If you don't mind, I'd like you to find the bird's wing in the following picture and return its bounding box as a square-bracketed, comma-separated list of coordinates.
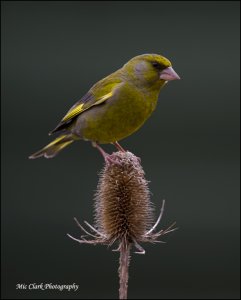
[49, 78, 123, 135]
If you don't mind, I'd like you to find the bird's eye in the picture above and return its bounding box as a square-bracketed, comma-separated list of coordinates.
[152, 62, 161, 70]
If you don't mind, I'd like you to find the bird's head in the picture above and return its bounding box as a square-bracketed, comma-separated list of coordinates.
[122, 54, 180, 88]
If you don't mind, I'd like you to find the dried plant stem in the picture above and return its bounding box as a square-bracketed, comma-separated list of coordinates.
[119, 239, 131, 300]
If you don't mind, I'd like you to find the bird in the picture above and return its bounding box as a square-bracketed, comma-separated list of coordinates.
[29, 53, 180, 161]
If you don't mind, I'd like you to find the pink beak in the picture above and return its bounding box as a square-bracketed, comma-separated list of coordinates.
[160, 66, 180, 81]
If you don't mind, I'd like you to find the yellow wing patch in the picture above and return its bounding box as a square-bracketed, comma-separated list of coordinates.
[61, 89, 117, 123]
[62, 103, 84, 122]
[94, 91, 113, 105]
[49, 80, 122, 135]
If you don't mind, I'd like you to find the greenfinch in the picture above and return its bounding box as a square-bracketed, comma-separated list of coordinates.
[29, 54, 180, 159]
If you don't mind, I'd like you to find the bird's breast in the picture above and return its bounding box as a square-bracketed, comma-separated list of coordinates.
[75, 84, 159, 143]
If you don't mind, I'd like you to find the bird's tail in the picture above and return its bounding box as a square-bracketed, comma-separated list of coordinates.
[29, 135, 74, 159]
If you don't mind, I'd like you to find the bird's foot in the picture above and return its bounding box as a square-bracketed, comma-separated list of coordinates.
[92, 142, 122, 165]
[105, 154, 122, 166]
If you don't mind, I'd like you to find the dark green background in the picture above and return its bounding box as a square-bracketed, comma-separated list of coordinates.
[1, 1, 240, 299]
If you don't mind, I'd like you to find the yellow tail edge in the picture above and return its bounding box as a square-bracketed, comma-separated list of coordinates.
[29, 135, 73, 159]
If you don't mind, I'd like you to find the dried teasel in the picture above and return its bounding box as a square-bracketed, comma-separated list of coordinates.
[67, 151, 177, 299]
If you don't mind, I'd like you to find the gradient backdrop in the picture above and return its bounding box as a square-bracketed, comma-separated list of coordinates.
[1, 1, 240, 299]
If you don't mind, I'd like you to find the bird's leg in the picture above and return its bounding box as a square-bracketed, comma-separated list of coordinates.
[92, 142, 120, 165]
[112, 141, 126, 152]
[92, 141, 109, 161]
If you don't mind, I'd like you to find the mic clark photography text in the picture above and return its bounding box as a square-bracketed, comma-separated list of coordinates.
[16, 283, 79, 292]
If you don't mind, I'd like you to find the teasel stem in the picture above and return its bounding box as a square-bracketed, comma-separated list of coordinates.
[119, 238, 131, 300]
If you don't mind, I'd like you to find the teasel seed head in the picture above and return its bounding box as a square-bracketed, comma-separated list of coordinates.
[94, 151, 154, 243]
[67, 151, 177, 249]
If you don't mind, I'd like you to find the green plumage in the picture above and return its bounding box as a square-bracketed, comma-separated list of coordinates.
[29, 54, 180, 159]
